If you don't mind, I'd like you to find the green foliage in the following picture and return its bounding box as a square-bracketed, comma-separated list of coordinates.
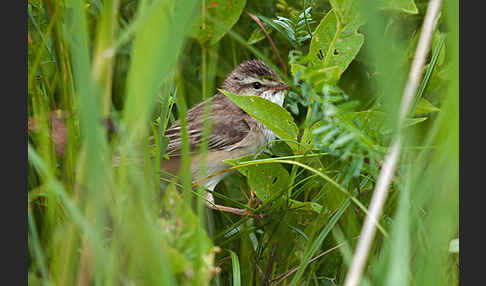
[28, 0, 458, 285]
[308, 9, 364, 76]
[378, 0, 419, 14]
[193, 0, 247, 46]
[226, 154, 291, 203]
[415, 98, 440, 115]
[247, 21, 273, 45]
[290, 199, 351, 285]
[271, 6, 315, 47]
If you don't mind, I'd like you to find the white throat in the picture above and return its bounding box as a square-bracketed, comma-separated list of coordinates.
[261, 90, 285, 106]
[259, 90, 285, 143]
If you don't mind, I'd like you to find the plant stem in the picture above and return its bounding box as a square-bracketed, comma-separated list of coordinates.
[343, 1, 443, 285]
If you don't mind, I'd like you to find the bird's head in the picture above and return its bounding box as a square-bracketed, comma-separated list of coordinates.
[222, 60, 290, 106]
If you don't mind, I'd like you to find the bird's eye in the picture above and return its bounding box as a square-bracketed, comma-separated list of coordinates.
[252, 82, 262, 89]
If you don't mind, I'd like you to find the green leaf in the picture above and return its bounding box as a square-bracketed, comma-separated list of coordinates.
[414, 98, 440, 115]
[378, 0, 418, 14]
[292, 64, 341, 88]
[193, 0, 247, 46]
[308, 9, 364, 78]
[256, 14, 298, 48]
[225, 154, 290, 202]
[220, 90, 299, 142]
[227, 250, 241, 286]
[224, 154, 290, 203]
[247, 157, 290, 202]
[404, 117, 428, 127]
[330, 0, 363, 25]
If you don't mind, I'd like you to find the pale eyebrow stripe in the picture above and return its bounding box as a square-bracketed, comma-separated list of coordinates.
[258, 75, 279, 81]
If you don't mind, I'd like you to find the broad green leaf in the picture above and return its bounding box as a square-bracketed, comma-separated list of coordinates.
[221, 89, 299, 142]
[414, 98, 440, 115]
[247, 158, 290, 202]
[224, 154, 290, 203]
[292, 64, 341, 89]
[330, 0, 363, 25]
[308, 9, 364, 78]
[378, 0, 418, 14]
[193, 0, 247, 46]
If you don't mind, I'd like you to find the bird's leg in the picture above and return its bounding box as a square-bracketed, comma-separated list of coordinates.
[204, 192, 248, 216]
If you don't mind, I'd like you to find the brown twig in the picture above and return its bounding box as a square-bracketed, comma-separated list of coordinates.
[252, 256, 265, 280]
[215, 255, 232, 266]
[263, 242, 279, 286]
[245, 11, 287, 75]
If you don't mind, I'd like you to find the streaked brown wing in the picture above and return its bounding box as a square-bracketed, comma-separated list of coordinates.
[163, 93, 251, 157]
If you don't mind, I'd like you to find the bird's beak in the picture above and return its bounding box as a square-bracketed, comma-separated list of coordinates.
[271, 83, 290, 91]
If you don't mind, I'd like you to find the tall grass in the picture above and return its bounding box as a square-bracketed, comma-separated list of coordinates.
[28, 0, 458, 285]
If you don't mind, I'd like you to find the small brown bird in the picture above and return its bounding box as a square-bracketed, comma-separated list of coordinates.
[161, 60, 289, 215]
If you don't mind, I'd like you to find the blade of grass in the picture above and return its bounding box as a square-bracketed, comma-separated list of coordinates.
[290, 198, 351, 285]
[344, 1, 443, 285]
[28, 144, 104, 259]
[273, 236, 358, 285]
[28, 207, 49, 285]
[383, 165, 411, 286]
[227, 249, 242, 286]
[410, 32, 446, 115]
[92, 0, 120, 117]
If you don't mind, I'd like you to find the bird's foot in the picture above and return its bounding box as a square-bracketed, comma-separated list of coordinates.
[204, 191, 266, 218]
[206, 203, 248, 216]
[204, 192, 248, 215]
